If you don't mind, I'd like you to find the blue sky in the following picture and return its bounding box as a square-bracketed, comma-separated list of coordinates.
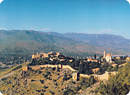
[0, 0, 130, 38]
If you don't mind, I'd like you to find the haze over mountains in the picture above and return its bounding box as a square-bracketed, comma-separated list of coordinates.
[0, 30, 130, 56]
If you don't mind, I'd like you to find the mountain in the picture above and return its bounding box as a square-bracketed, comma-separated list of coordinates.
[0, 30, 129, 56]
[0, 30, 98, 56]
[64, 33, 130, 55]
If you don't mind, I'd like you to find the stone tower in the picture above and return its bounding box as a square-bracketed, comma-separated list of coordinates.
[103, 50, 106, 58]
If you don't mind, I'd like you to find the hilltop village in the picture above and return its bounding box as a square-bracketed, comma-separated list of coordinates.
[0, 51, 129, 95]
[23, 51, 129, 81]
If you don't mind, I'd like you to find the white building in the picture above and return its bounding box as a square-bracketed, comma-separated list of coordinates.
[103, 51, 112, 63]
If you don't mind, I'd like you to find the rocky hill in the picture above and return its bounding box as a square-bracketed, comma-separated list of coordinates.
[0, 64, 96, 95]
[0, 60, 129, 95]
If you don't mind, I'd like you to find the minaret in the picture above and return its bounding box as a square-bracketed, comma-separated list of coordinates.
[103, 50, 106, 58]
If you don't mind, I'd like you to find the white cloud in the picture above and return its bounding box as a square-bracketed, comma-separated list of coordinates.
[0, 0, 4, 4]
[0, 27, 7, 30]
[28, 27, 52, 32]
[126, 0, 130, 4]
[39, 28, 52, 32]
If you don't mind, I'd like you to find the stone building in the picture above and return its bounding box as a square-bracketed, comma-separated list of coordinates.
[22, 66, 29, 71]
[103, 51, 112, 63]
[92, 68, 100, 74]
[72, 72, 80, 81]
[87, 58, 98, 62]
[32, 53, 40, 59]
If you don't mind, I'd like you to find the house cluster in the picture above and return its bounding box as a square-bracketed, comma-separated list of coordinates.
[32, 52, 100, 64]
[31, 51, 129, 71]
[32, 52, 74, 63]
[32, 52, 59, 59]
[102, 50, 130, 67]
[21, 51, 130, 82]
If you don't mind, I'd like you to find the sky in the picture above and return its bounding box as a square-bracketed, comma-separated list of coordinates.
[0, 0, 130, 38]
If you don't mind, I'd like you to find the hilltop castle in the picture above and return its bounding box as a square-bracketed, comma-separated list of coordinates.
[32, 52, 60, 59]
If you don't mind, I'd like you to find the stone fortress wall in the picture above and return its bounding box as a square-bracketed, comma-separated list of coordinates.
[23, 64, 117, 81]
[29, 64, 76, 72]
[23, 51, 127, 81]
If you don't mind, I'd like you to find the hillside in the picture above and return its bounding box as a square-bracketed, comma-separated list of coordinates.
[0, 51, 129, 95]
[0, 59, 129, 95]
[0, 30, 99, 56]
[0, 30, 130, 56]
[0, 65, 96, 95]
[64, 33, 130, 55]
[95, 63, 130, 95]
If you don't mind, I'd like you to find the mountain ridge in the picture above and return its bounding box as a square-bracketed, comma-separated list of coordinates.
[0, 30, 129, 56]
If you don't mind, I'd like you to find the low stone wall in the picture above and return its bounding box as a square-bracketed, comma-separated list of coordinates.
[29, 64, 76, 72]
[80, 74, 90, 78]
[93, 71, 117, 81]
[62, 65, 76, 72]
[28, 64, 117, 81]
[79, 71, 117, 81]
[93, 72, 109, 81]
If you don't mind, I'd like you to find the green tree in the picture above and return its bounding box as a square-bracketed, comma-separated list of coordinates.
[96, 63, 130, 95]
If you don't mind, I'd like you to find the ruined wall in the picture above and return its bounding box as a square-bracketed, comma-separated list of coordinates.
[27, 64, 117, 81]
[29, 64, 76, 72]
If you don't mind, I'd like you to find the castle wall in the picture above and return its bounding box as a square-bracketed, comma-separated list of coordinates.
[29, 64, 76, 72]
[27, 64, 117, 81]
